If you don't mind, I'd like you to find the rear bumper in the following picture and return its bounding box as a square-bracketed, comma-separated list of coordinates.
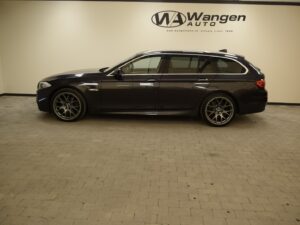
[238, 89, 268, 114]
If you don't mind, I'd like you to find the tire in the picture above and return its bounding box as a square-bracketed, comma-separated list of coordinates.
[51, 88, 87, 121]
[201, 93, 236, 127]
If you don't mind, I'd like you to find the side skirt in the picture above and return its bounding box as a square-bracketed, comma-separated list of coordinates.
[99, 110, 193, 116]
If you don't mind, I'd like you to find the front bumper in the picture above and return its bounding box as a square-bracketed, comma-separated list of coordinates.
[36, 88, 52, 112]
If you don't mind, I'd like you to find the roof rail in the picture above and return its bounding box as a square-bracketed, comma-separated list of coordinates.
[219, 49, 228, 53]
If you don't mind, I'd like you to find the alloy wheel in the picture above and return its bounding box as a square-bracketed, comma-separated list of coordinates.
[53, 92, 82, 121]
[204, 96, 235, 126]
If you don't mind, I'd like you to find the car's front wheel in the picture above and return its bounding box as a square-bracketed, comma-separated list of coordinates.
[201, 93, 236, 127]
[51, 88, 86, 121]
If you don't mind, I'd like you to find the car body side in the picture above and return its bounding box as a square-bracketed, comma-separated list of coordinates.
[37, 51, 267, 116]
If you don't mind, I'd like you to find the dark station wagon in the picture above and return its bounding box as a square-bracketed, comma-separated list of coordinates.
[37, 50, 267, 126]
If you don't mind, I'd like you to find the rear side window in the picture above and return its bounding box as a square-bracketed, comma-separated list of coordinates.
[165, 55, 246, 74]
[167, 56, 199, 73]
[200, 57, 246, 74]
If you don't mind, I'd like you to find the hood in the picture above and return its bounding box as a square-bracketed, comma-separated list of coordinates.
[59, 68, 100, 74]
[42, 68, 101, 82]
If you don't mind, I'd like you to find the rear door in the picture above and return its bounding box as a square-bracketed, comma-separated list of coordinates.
[158, 54, 213, 111]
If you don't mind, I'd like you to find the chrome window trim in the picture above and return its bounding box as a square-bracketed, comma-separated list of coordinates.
[107, 53, 249, 76]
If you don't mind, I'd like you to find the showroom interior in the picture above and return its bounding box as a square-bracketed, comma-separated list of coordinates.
[0, 0, 299, 225]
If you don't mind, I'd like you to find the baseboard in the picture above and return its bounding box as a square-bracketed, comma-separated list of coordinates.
[1, 93, 36, 97]
[0, 93, 299, 105]
[267, 102, 300, 106]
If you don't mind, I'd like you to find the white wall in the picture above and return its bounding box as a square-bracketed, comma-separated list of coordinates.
[0, 1, 300, 102]
[0, 56, 4, 94]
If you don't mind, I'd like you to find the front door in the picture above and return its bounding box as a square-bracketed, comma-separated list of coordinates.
[99, 55, 163, 111]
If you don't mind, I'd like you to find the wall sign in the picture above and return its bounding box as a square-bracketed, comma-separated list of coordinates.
[151, 10, 247, 32]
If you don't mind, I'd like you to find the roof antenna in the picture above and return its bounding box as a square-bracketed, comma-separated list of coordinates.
[219, 49, 227, 53]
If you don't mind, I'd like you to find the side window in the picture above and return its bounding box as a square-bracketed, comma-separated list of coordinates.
[217, 58, 246, 73]
[199, 57, 218, 73]
[200, 57, 246, 74]
[167, 56, 199, 73]
[121, 56, 162, 74]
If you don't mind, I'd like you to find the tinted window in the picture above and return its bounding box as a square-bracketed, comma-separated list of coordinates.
[121, 56, 162, 74]
[167, 56, 199, 73]
[200, 57, 246, 74]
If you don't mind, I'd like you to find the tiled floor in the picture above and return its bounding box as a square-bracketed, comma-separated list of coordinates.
[0, 96, 299, 225]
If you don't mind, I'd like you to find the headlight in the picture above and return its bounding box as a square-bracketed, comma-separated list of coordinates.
[38, 81, 52, 90]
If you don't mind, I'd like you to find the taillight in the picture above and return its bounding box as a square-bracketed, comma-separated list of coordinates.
[256, 79, 265, 89]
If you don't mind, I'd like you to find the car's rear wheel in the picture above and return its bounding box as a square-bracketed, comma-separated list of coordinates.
[201, 93, 236, 126]
[51, 88, 86, 121]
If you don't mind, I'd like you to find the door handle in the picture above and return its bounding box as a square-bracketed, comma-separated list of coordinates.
[140, 82, 154, 87]
[147, 79, 156, 82]
[197, 78, 208, 82]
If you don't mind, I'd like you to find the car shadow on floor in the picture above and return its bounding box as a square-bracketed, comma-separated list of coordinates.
[86, 113, 200, 125]
[37, 112, 265, 128]
[86, 113, 266, 128]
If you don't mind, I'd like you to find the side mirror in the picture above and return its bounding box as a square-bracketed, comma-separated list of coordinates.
[113, 69, 123, 80]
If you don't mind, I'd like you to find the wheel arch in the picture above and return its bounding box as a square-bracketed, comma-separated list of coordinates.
[49, 85, 89, 113]
[198, 90, 240, 114]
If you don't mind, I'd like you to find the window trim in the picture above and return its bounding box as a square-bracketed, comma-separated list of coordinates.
[107, 53, 249, 76]
[164, 54, 249, 75]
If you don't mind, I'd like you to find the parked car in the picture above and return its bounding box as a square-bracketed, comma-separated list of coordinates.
[36, 50, 267, 126]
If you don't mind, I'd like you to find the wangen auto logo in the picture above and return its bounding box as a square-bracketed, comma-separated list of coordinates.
[151, 10, 247, 28]
[151, 11, 187, 28]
